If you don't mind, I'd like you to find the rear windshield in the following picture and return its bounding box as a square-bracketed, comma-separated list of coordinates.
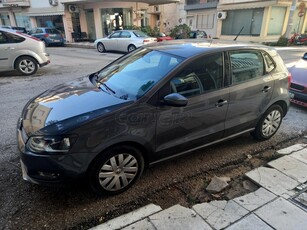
[45, 29, 61, 34]
[133, 31, 148, 37]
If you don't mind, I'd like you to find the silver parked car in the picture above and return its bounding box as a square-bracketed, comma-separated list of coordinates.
[0, 28, 50, 75]
[94, 30, 157, 53]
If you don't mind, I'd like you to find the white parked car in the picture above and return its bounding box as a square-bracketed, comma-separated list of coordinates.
[94, 30, 157, 53]
[0, 28, 50, 76]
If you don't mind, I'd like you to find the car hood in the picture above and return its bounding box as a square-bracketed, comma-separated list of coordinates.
[289, 59, 307, 86]
[21, 76, 132, 136]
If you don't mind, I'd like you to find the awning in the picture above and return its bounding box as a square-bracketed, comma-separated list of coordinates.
[24, 6, 64, 17]
[218, 0, 277, 10]
[60, 0, 180, 5]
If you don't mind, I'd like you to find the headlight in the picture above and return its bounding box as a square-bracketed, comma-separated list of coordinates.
[26, 135, 77, 154]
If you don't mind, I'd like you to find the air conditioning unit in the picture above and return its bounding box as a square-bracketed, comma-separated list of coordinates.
[68, 5, 79, 13]
[49, 0, 58, 6]
[217, 11, 227, 20]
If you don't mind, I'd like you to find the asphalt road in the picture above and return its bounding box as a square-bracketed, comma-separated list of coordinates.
[0, 46, 307, 230]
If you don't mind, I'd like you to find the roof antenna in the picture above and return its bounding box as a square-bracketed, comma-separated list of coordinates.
[234, 26, 244, 41]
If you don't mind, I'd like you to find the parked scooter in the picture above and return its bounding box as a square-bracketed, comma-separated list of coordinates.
[288, 33, 307, 45]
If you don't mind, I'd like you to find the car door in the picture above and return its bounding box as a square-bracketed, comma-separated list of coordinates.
[104, 31, 120, 51]
[154, 52, 230, 161]
[224, 49, 275, 136]
[117, 31, 132, 52]
[0, 31, 19, 70]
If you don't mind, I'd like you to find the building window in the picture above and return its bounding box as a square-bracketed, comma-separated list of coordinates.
[101, 8, 132, 37]
[268, 6, 286, 35]
[15, 13, 31, 31]
[36, 15, 64, 32]
[0, 13, 10, 25]
[222, 8, 264, 36]
[196, 13, 214, 29]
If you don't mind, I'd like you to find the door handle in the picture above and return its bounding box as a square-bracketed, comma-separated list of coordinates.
[5, 47, 15, 50]
[215, 99, 228, 107]
[262, 86, 272, 93]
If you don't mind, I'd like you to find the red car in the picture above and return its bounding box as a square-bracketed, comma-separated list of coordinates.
[157, 32, 173, 42]
[288, 52, 307, 107]
[288, 33, 307, 45]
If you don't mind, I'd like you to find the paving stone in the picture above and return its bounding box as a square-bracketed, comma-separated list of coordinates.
[255, 197, 307, 230]
[276, 144, 307, 155]
[122, 218, 155, 230]
[149, 204, 212, 230]
[268, 155, 307, 183]
[225, 214, 273, 230]
[206, 176, 230, 193]
[245, 167, 299, 198]
[91, 204, 162, 230]
[290, 148, 307, 164]
[233, 188, 276, 211]
[193, 200, 248, 230]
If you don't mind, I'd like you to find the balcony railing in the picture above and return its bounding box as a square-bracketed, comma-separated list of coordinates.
[184, 1, 218, 10]
[0, 0, 30, 7]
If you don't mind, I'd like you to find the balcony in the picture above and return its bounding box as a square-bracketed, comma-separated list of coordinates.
[184, 1, 218, 11]
[0, 0, 30, 7]
[59, 0, 180, 5]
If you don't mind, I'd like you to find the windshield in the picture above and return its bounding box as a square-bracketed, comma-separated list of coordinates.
[46, 29, 61, 34]
[96, 48, 184, 100]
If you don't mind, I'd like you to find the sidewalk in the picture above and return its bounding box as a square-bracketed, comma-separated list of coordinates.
[65, 41, 95, 49]
[91, 141, 307, 230]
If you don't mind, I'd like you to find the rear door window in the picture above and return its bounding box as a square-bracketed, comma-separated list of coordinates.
[230, 50, 264, 84]
[0, 32, 8, 44]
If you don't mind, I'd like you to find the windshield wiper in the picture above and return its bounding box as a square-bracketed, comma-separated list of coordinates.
[100, 83, 116, 94]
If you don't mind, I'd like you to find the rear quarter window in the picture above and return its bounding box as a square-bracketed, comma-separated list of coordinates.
[4, 32, 25, 43]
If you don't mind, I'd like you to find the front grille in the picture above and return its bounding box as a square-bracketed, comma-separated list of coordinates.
[293, 96, 307, 104]
[290, 83, 305, 91]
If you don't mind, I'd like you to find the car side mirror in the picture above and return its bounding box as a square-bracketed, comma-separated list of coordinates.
[163, 93, 188, 107]
[303, 52, 307, 60]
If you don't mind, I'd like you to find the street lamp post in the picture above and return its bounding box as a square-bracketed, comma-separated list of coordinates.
[285, 0, 298, 38]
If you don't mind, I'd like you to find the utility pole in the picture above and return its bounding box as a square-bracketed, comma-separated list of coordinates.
[285, 0, 298, 38]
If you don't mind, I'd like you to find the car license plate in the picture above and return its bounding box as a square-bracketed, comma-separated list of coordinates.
[53, 40, 60, 42]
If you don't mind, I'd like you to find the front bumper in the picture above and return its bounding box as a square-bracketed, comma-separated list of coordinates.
[289, 90, 307, 107]
[17, 122, 93, 186]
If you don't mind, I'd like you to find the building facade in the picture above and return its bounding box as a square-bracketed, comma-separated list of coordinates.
[216, 0, 307, 42]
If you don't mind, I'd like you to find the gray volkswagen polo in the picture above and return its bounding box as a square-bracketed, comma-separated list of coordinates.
[17, 40, 290, 195]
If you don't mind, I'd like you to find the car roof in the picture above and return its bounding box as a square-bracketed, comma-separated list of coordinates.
[146, 39, 274, 58]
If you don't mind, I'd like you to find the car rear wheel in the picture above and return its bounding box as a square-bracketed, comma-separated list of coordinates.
[97, 42, 105, 53]
[128, 44, 136, 52]
[15, 56, 38, 76]
[88, 145, 144, 195]
[252, 104, 283, 141]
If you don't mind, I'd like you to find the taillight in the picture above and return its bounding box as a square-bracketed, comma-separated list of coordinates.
[44, 34, 49, 38]
[288, 72, 292, 88]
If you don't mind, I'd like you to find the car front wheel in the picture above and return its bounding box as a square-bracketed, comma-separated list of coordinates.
[88, 145, 144, 195]
[252, 104, 283, 141]
[15, 56, 38, 76]
[97, 42, 105, 53]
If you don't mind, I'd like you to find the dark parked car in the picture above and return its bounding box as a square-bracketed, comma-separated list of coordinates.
[29, 27, 65, 46]
[189, 30, 207, 39]
[288, 52, 307, 107]
[0, 26, 27, 33]
[17, 40, 290, 195]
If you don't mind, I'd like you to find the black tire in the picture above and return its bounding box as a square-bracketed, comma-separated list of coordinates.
[97, 42, 105, 53]
[251, 104, 283, 141]
[15, 56, 38, 76]
[88, 145, 144, 195]
[128, 44, 136, 52]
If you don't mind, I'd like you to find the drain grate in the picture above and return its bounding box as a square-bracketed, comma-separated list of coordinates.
[291, 184, 307, 211]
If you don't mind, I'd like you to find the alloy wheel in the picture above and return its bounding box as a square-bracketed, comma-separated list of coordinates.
[98, 153, 138, 192]
[18, 59, 36, 74]
[261, 110, 281, 137]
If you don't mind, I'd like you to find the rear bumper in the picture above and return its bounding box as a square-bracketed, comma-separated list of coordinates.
[39, 59, 50, 67]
